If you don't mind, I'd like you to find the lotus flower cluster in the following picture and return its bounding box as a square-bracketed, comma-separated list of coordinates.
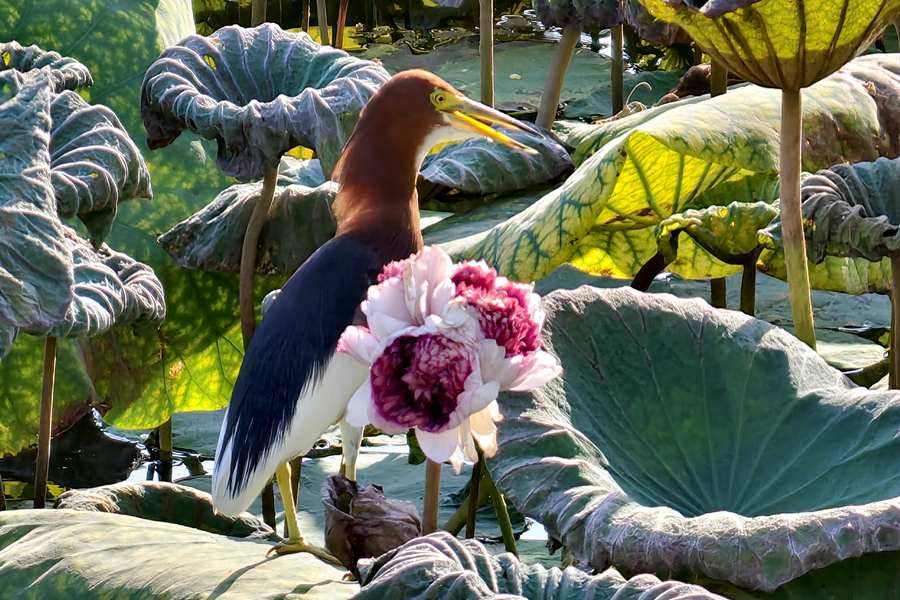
[340, 247, 561, 467]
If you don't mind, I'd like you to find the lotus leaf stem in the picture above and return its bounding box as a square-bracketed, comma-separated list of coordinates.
[536, 27, 580, 130]
[710, 278, 726, 308]
[334, 0, 350, 49]
[611, 25, 624, 115]
[423, 459, 442, 534]
[240, 169, 278, 348]
[0, 473, 6, 511]
[252, 0, 266, 26]
[262, 481, 277, 529]
[780, 89, 816, 349]
[303, 0, 311, 32]
[33, 336, 56, 509]
[891, 250, 900, 389]
[631, 253, 669, 292]
[741, 252, 761, 317]
[466, 454, 483, 538]
[444, 467, 491, 534]
[317, 0, 331, 46]
[157, 417, 173, 482]
[710, 58, 727, 97]
[480, 0, 494, 107]
[484, 464, 517, 555]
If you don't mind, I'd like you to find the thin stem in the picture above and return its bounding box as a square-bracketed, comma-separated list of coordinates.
[465, 459, 483, 538]
[316, 0, 331, 46]
[631, 252, 670, 292]
[251, 0, 266, 26]
[443, 468, 491, 534]
[302, 0, 311, 32]
[423, 459, 442, 534]
[740, 252, 760, 316]
[710, 58, 727, 97]
[710, 278, 727, 308]
[779, 89, 816, 349]
[262, 481, 277, 529]
[157, 417, 173, 483]
[240, 169, 278, 350]
[891, 251, 900, 389]
[0, 472, 6, 511]
[479, 0, 494, 107]
[33, 336, 56, 509]
[483, 465, 517, 555]
[611, 24, 624, 115]
[334, 0, 350, 49]
[535, 27, 580, 130]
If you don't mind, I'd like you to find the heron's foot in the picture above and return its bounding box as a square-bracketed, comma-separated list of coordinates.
[266, 538, 343, 566]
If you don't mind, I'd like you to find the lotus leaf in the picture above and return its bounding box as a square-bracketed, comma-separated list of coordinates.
[49, 90, 152, 248]
[0, 69, 73, 333]
[439, 54, 900, 282]
[356, 531, 727, 599]
[637, 0, 900, 90]
[141, 22, 390, 180]
[420, 129, 573, 195]
[491, 284, 900, 594]
[158, 158, 337, 275]
[624, 0, 691, 46]
[0, 509, 355, 599]
[531, 0, 622, 31]
[0, 40, 92, 92]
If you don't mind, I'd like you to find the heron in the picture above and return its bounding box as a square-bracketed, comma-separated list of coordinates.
[211, 68, 542, 562]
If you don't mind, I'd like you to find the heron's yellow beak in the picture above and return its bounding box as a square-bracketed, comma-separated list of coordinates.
[441, 95, 541, 155]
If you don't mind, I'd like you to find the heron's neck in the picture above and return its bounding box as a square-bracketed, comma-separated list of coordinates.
[331, 119, 428, 262]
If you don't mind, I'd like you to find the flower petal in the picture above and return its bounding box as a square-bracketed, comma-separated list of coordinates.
[509, 351, 563, 391]
[338, 326, 379, 365]
[415, 426, 459, 463]
[345, 381, 374, 427]
[470, 404, 499, 458]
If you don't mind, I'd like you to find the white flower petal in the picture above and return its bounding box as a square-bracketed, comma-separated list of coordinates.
[415, 426, 460, 463]
[345, 381, 374, 427]
[338, 326, 379, 365]
[470, 405, 499, 458]
[509, 351, 563, 391]
[458, 417, 478, 462]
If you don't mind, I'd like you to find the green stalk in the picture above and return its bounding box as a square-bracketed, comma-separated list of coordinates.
[240, 169, 278, 349]
[779, 89, 816, 349]
[708, 60, 730, 311]
[33, 336, 56, 509]
[0, 472, 6, 511]
[302, 0, 311, 32]
[157, 417, 173, 483]
[611, 24, 624, 115]
[709, 279, 727, 308]
[479, 0, 494, 107]
[741, 256, 758, 316]
[261, 481, 277, 529]
[334, 0, 350, 49]
[423, 459, 442, 534]
[251, 0, 266, 26]
[484, 465, 516, 555]
[317, 0, 331, 46]
[535, 27, 580, 130]
[891, 251, 900, 389]
[443, 468, 491, 534]
[465, 456, 483, 538]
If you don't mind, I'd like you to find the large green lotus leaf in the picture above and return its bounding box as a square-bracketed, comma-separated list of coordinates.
[0, 40, 92, 92]
[491, 284, 900, 593]
[561, 69, 689, 121]
[0, 509, 357, 600]
[355, 531, 727, 600]
[637, 0, 900, 90]
[420, 129, 573, 195]
[759, 246, 893, 295]
[0, 69, 73, 332]
[624, 0, 692, 46]
[440, 54, 900, 282]
[141, 22, 389, 180]
[531, 0, 622, 31]
[49, 90, 152, 248]
[158, 158, 337, 275]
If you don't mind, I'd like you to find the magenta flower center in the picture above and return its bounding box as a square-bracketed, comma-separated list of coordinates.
[371, 334, 473, 433]
[461, 282, 542, 357]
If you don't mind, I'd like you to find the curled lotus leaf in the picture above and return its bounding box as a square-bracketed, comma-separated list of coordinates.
[0, 324, 18, 361]
[492, 285, 900, 593]
[0, 41, 92, 92]
[50, 90, 152, 248]
[636, 0, 900, 90]
[140, 23, 390, 180]
[0, 69, 73, 333]
[356, 531, 727, 599]
[420, 129, 573, 195]
[157, 158, 337, 275]
[624, 0, 692, 46]
[31, 226, 166, 340]
[531, 0, 622, 31]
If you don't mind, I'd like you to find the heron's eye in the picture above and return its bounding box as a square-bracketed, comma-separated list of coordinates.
[430, 90, 449, 107]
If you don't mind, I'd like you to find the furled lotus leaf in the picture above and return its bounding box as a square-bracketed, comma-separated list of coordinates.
[0, 69, 73, 333]
[657, 201, 779, 279]
[637, 0, 900, 90]
[141, 23, 390, 180]
[0, 40, 92, 92]
[56, 481, 275, 540]
[355, 531, 727, 599]
[624, 0, 691, 46]
[492, 284, 900, 593]
[50, 90, 152, 248]
[759, 251, 892, 295]
[531, 0, 622, 31]
[29, 226, 166, 340]
[0, 509, 354, 599]
[323, 475, 421, 577]
[158, 157, 337, 275]
[439, 54, 900, 282]
[0, 325, 17, 359]
[421, 129, 572, 195]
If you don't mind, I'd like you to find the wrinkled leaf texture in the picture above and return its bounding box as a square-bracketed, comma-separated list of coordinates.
[492, 284, 900, 594]
[141, 22, 390, 180]
[356, 531, 727, 599]
[0, 40, 92, 92]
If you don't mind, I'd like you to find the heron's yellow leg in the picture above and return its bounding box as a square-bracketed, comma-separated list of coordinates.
[266, 462, 342, 566]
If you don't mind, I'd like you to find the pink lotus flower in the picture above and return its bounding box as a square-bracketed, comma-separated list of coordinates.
[340, 247, 561, 467]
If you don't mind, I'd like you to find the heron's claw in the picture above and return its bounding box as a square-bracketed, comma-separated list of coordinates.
[266, 538, 343, 567]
